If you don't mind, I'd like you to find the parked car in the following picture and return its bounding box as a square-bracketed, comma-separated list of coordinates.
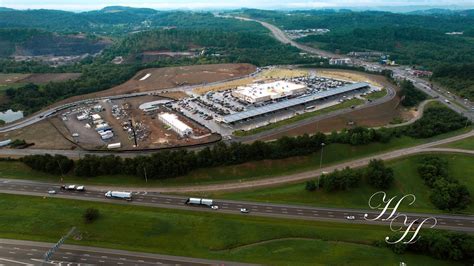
[346, 216, 355, 220]
[48, 190, 56, 195]
[211, 205, 219, 210]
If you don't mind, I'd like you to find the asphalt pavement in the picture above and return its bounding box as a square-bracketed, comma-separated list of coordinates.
[0, 179, 473, 233]
[0, 239, 253, 266]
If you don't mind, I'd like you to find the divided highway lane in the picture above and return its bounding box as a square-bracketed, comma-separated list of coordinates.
[0, 239, 253, 266]
[1, 179, 473, 233]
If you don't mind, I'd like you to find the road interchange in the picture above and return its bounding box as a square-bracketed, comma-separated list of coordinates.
[0, 238, 252, 266]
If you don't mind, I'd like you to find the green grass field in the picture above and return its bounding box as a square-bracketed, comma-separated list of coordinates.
[364, 88, 387, 100]
[0, 194, 458, 265]
[202, 153, 474, 215]
[233, 98, 364, 137]
[0, 127, 470, 187]
[440, 136, 474, 150]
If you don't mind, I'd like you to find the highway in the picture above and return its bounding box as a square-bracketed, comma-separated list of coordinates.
[0, 239, 252, 266]
[0, 179, 473, 233]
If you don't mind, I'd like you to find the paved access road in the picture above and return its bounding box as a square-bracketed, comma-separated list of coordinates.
[1, 179, 473, 233]
[0, 239, 252, 266]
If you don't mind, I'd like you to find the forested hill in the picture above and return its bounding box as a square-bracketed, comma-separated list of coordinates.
[0, 7, 157, 33]
[0, 8, 264, 35]
[234, 9, 474, 67]
[432, 64, 474, 100]
[0, 29, 109, 57]
[102, 28, 310, 66]
[237, 9, 474, 32]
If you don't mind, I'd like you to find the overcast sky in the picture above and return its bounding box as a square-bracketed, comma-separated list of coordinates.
[0, 0, 473, 11]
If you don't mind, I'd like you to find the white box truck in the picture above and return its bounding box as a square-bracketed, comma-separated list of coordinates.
[185, 198, 213, 207]
[105, 191, 132, 200]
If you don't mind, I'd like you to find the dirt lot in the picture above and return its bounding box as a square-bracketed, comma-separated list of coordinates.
[55, 63, 256, 105]
[0, 74, 31, 85]
[260, 70, 414, 140]
[117, 97, 218, 149]
[0, 117, 76, 150]
[193, 67, 308, 95]
[59, 95, 219, 150]
[19, 73, 82, 84]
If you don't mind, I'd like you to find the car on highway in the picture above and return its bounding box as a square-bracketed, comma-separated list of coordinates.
[76, 185, 86, 191]
[48, 190, 56, 195]
[346, 215, 355, 220]
[211, 205, 219, 210]
[240, 208, 249, 213]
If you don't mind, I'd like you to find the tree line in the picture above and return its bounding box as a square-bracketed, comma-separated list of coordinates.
[20, 104, 469, 179]
[399, 80, 427, 107]
[432, 63, 474, 101]
[384, 230, 474, 262]
[305, 159, 393, 192]
[418, 155, 471, 211]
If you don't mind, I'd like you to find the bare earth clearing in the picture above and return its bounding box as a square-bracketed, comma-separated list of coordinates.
[52, 63, 256, 106]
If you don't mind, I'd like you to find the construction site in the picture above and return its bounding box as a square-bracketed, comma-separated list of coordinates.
[60, 95, 217, 150]
[0, 65, 409, 151]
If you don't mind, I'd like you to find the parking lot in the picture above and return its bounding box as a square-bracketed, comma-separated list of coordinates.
[171, 74, 379, 135]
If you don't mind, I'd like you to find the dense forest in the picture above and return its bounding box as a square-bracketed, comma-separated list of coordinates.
[102, 28, 311, 66]
[237, 9, 474, 99]
[432, 64, 474, 100]
[0, 8, 265, 35]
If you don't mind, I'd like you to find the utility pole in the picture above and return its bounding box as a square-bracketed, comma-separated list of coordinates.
[129, 118, 138, 147]
[317, 142, 325, 189]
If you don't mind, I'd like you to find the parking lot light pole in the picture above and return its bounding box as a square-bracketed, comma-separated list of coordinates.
[317, 142, 325, 189]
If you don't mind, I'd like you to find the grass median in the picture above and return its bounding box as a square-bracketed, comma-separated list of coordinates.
[0, 194, 458, 265]
[439, 136, 474, 150]
[201, 153, 474, 215]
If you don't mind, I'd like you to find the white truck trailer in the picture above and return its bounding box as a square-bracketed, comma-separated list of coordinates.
[105, 191, 132, 200]
[185, 198, 213, 207]
[107, 142, 121, 149]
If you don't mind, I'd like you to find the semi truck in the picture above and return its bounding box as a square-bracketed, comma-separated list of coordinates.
[185, 198, 213, 207]
[105, 191, 132, 201]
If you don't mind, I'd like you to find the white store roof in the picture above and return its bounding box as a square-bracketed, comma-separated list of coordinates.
[234, 81, 306, 100]
[223, 82, 370, 123]
[159, 113, 192, 133]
